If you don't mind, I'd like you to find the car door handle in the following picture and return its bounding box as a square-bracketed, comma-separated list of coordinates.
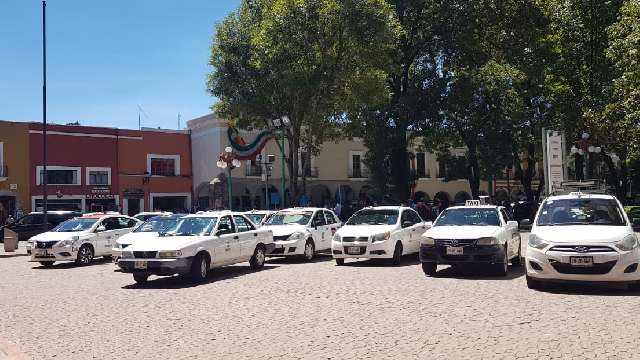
[233, 236, 239, 240]
[254, 233, 258, 237]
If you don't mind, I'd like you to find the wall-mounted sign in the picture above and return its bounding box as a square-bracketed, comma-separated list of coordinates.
[9, 184, 17, 190]
[90, 186, 111, 194]
[86, 194, 116, 200]
[123, 188, 145, 198]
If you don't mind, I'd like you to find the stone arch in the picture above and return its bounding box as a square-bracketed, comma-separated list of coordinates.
[454, 191, 471, 205]
[309, 184, 331, 208]
[434, 191, 452, 207]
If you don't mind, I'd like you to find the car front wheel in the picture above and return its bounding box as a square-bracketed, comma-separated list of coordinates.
[39, 261, 54, 267]
[189, 253, 209, 283]
[75, 245, 94, 266]
[133, 273, 149, 284]
[335, 258, 345, 266]
[249, 245, 266, 270]
[303, 240, 315, 262]
[422, 262, 437, 276]
[526, 275, 544, 290]
[391, 242, 403, 266]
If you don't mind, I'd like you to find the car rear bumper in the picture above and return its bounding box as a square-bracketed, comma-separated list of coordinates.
[331, 240, 395, 259]
[419, 244, 505, 264]
[117, 257, 193, 275]
[526, 246, 640, 282]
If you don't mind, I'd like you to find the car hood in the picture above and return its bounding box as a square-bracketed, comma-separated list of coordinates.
[534, 225, 632, 243]
[30, 231, 91, 241]
[116, 232, 159, 245]
[260, 224, 307, 237]
[423, 226, 501, 239]
[336, 225, 397, 237]
[124, 236, 207, 251]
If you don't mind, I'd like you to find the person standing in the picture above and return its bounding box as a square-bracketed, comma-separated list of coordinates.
[340, 202, 354, 222]
[334, 202, 342, 219]
[415, 201, 432, 221]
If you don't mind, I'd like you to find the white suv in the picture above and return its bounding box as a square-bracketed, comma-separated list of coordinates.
[29, 214, 140, 267]
[261, 207, 341, 261]
[525, 193, 640, 290]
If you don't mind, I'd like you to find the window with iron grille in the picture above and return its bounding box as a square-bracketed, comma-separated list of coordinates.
[150, 158, 176, 176]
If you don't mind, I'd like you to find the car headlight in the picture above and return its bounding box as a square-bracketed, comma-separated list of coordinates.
[55, 239, 74, 247]
[420, 236, 435, 245]
[477, 237, 498, 245]
[332, 234, 341, 243]
[614, 235, 638, 252]
[122, 251, 134, 259]
[528, 234, 548, 250]
[158, 250, 182, 258]
[288, 232, 305, 241]
[372, 232, 391, 243]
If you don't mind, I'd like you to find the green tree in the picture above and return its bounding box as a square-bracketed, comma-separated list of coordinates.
[208, 0, 398, 203]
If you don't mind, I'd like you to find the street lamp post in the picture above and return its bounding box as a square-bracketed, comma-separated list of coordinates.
[268, 116, 291, 209]
[216, 146, 241, 211]
[570, 132, 601, 181]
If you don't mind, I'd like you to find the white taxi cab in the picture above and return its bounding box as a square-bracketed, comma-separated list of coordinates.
[260, 207, 341, 261]
[112, 213, 185, 261]
[419, 200, 522, 276]
[332, 206, 431, 265]
[29, 213, 140, 267]
[525, 192, 640, 290]
[118, 211, 275, 284]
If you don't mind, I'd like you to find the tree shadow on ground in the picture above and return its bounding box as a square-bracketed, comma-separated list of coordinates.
[340, 255, 421, 268]
[30, 257, 114, 269]
[530, 281, 638, 296]
[121, 264, 279, 290]
[265, 254, 333, 264]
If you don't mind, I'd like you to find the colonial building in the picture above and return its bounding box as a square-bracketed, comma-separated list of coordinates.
[0, 121, 30, 224]
[187, 113, 491, 211]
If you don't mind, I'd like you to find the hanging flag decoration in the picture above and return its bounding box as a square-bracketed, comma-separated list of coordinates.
[226, 126, 274, 160]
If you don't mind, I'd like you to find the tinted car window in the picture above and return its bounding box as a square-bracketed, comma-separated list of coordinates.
[324, 211, 336, 224]
[218, 216, 236, 234]
[101, 218, 120, 230]
[405, 210, 422, 225]
[312, 211, 326, 226]
[117, 217, 137, 228]
[18, 214, 44, 225]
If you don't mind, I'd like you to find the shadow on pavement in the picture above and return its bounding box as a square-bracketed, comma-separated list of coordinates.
[531, 281, 638, 296]
[433, 264, 526, 280]
[266, 254, 333, 264]
[0, 253, 30, 258]
[122, 264, 279, 289]
[340, 255, 421, 268]
[31, 257, 114, 270]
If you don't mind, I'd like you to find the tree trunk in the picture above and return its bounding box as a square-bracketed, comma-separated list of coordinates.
[467, 146, 481, 199]
[390, 132, 410, 202]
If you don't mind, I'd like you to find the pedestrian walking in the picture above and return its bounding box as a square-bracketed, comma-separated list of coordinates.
[334, 202, 342, 219]
[5, 214, 15, 226]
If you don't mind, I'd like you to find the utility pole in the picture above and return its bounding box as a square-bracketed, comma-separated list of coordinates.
[42, 0, 48, 229]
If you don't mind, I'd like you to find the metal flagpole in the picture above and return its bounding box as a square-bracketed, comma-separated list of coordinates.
[42, 0, 48, 229]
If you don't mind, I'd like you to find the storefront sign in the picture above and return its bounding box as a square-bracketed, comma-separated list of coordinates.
[90, 186, 111, 194]
[123, 188, 145, 198]
[9, 184, 17, 190]
[86, 194, 116, 199]
[543, 129, 566, 195]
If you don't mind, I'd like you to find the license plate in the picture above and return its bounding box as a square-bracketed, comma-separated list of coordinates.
[347, 247, 361, 255]
[36, 249, 48, 256]
[446, 247, 464, 255]
[570, 256, 593, 267]
[134, 261, 147, 270]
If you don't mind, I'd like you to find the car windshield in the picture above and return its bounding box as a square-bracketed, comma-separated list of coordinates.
[536, 198, 626, 226]
[346, 210, 399, 225]
[134, 217, 180, 233]
[265, 212, 312, 225]
[52, 218, 98, 232]
[434, 208, 500, 226]
[173, 217, 218, 236]
[134, 214, 160, 221]
[245, 214, 265, 225]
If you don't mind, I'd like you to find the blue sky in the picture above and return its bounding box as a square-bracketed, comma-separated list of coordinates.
[0, 0, 241, 130]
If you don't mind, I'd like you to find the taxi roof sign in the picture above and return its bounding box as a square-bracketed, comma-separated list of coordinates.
[465, 200, 481, 206]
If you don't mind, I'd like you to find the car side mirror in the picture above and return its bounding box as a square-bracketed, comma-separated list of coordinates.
[402, 221, 413, 228]
[96, 225, 107, 232]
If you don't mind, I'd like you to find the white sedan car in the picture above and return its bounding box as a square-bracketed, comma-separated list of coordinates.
[30, 214, 140, 267]
[112, 214, 184, 260]
[525, 193, 640, 290]
[419, 204, 521, 276]
[118, 211, 274, 284]
[261, 208, 341, 261]
[332, 206, 431, 265]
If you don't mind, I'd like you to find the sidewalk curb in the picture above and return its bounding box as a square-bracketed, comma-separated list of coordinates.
[0, 340, 29, 360]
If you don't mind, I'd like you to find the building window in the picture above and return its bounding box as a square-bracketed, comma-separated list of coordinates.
[349, 151, 367, 178]
[36, 166, 81, 185]
[416, 152, 429, 178]
[86, 167, 111, 185]
[150, 158, 176, 176]
[89, 171, 109, 185]
[147, 154, 180, 177]
[352, 154, 362, 178]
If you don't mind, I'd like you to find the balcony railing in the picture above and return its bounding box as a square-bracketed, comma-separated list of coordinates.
[245, 165, 263, 177]
[0, 165, 7, 178]
[348, 168, 370, 178]
[298, 166, 319, 178]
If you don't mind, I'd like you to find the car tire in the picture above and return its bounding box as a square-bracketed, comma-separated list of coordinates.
[103, 255, 113, 261]
[422, 262, 437, 276]
[249, 245, 266, 270]
[303, 240, 315, 262]
[391, 242, 403, 266]
[526, 275, 543, 290]
[493, 246, 508, 276]
[133, 273, 149, 284]
[511, 243, 522, 267]
[335, 258, 345, 266]
[39, 261, 54, 267]
[189, 253, 209, 283]
[75, 244, 94, 266]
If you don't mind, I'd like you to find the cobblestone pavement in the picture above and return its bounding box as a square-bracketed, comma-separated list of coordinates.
[2, 236, 640, 360]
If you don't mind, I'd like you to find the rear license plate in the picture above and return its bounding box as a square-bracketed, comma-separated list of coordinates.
[36, 249, 48, 256]
[134, 261, 147, 270]
[446, 247, 464, 255]
[347, 247, 361, 255]
[570, 256, 593, 267]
